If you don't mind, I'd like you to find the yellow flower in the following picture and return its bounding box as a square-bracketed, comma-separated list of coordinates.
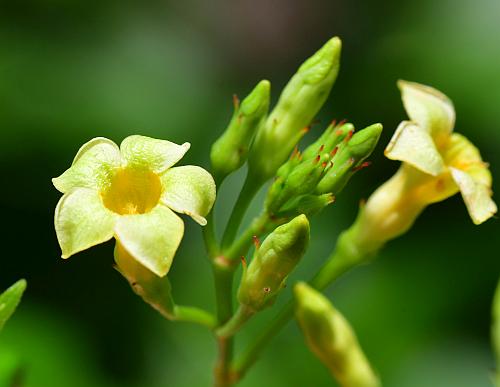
[352, 81, 496, 249]
[53, 135, 216, 277]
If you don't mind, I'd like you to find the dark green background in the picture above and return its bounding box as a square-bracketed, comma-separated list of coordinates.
[1, 0, 499, 386]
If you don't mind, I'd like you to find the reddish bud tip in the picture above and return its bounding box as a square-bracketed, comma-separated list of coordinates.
[337, 119, 347, 127]
[319, 144, 325, 152]
[301, 126, 311, 134]
[252, 235, 261, 249]
[345, 130, 354, 142]
[241, 256, 247, 269]
[330, 119, 337, 127]
[313, 155, 321, 164]
[321, 161, 328, 168]
[352, 161, 372, 172]
[232, 94, 240, 109]
[330, 146, 338, 157]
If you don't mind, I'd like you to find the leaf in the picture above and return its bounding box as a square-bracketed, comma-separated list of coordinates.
[0, 279, 27, 331]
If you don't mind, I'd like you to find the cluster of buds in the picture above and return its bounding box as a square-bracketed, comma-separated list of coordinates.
[265, 121, 382, 219]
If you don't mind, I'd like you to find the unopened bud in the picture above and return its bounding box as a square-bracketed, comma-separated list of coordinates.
[248, 37, 342, 183]
[316, 123, 382, 194]
[210, 80, 270, 181]
[294, 282, 380, 387]
[238, 215, 310, 311]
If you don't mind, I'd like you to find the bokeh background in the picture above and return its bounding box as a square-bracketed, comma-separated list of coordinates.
[1, 0, 499, 386]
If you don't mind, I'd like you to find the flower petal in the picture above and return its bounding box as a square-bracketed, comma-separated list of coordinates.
[398, 80, 455, 141]
[55, 188, 117, 258]
[160, 166, 216, 226]
[114, 205, 184, 277]
[450, 167, 497, 224]
[120, 135, 190, 174]
[385, 121, 444, 176]
[52, 137, 121, 193]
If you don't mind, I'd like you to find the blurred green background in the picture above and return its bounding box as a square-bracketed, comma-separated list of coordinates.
[1, 0, 499, 386]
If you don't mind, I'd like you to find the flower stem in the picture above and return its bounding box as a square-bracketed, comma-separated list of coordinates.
[232, 230, 362, 381]
[216, 305, 255, 338]
[225, 212, 271, 261]
[221, 174, 261, 250]
[173, 305, 217, 328]
[212, 260, 236, 386]
[203, 209, 219, 258]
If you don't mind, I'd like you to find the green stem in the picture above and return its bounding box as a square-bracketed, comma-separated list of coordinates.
[225, 213, 271, 261]
[212, 262, 236, 386]
[217, 305, 255, 338]
[221, 174, 262, 250]
[173, 305, 217, 328]
[232, 231, 363, 381]
[203, 209, 219, 258]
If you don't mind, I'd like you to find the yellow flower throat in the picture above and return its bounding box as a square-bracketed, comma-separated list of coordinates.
[102, 168, 162, 215]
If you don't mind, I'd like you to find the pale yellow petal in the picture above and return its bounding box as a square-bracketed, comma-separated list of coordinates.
[385, 121, 444, 176]
[398, 80, 455, 140]
[450, 167, 497, 224]
[114, 205, 184, 277]
[52, 137, 121, 193]
[55, 188, 117, 258]
[160, 166, 216, 225]
[120, 135, 190, 174]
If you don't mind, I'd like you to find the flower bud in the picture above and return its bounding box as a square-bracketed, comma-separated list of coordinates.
[114, 242, 175, 319]
[316, 123, 382, 194]
[248, 37, 342, 183]
[294, 282, 380, 387]
[266, 152, 331, 214]
[238, 215, 310, 312]
[210, 80, 271, 181]
[301, 121, 353, 161]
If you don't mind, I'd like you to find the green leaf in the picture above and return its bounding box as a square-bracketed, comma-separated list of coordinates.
[0, 279, 27, 331]
[55, 188, 117, 258]
[52, 137, 121, 193]
[385, 121, 444, 176]
[115, 204, 184, 277]
[120, 135, 190, 174]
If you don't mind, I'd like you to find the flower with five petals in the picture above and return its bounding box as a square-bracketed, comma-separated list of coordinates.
[53, 135, 216, 277]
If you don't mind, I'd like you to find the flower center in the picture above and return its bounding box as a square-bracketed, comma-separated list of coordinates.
[102, 168, 162, 215]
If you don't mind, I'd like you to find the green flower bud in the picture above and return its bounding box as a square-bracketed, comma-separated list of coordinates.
[316, 123, 382, 194]
[115, 242, 175, 319]
[238, 215, 310, 312]
[301, 121, 354, 161]
[266, 152, 331, 214]
[278, 193, 335, 218]
[248, 37, 342, 183]
[0, 279, 26, 332]
[294, 282, 380, 387]
[210, 80, 271, 181]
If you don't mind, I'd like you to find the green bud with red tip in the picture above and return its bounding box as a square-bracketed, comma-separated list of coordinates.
[210, 80, 271, 182]
[294, 282, 380, 387]
[316, 123, 383, 195]
[248, 37, 342, 184]
[238, 215, 310, 312]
